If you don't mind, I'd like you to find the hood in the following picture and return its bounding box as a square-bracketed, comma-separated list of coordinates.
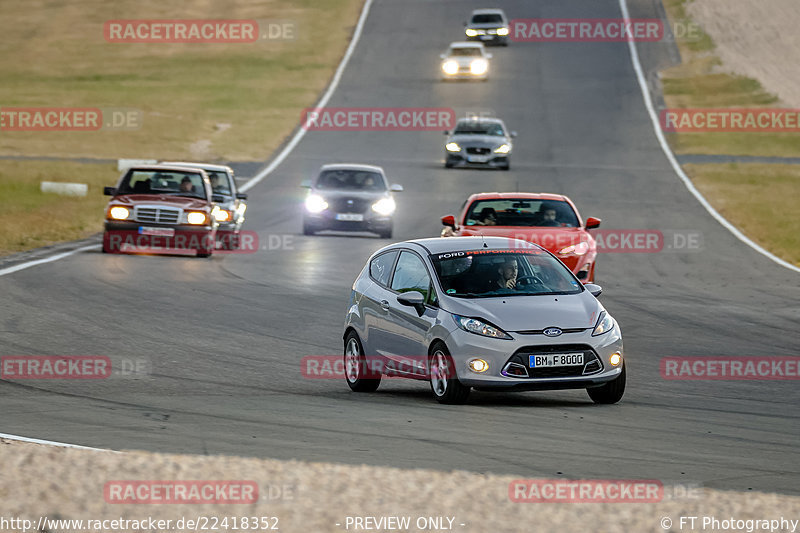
[458, 226, 589, 253]
[447, 56, 486, 68]
[467, 23, 507, 30]
[311, 189, 389, 201]
[448, 134, 509, 147]
[111, 194, 210, 210]
[440, 290, 601, 332]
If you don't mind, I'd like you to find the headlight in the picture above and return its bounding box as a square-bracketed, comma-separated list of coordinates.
[186, 211, 207, 225]
[470, 59, 488, 75]
[465, 28, 478, 37]
[442, 60, 459, 75]
[371, 197, 396, 216]
[214, 209, 232, 222]
[497, 27, 509, 36]
[305, 194, 328, 213]
[453, 314, 512, 340]
[559, 241, 590, 256]
[493, 144, 511, 154]
[445, 142, 461, 152]
[108, 206, 129, 220]
[592, 312, 615, 336]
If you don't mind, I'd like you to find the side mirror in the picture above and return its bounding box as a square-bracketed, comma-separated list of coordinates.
[390, 184, 404, 192]
[300, 179, 312, 188]
[441, 214, 457, 229]
[585, 217, 601, 229]
[397, 291, 426, 316]
[440, 53, 447, 59]
[103, 187, 117, 196]
[212, 194, 226, 203]
[486, 53, 493, 59]
[584, 283, 603, 297]
[443, 130, 450, 135]
[510, 131, 518, 138]
[236, 192, 248, 200]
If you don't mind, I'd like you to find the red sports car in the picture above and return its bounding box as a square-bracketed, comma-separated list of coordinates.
[440, 193, 601, 282]
[102, 164, 219, 257]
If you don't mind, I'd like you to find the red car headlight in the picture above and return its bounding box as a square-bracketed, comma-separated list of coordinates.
[559, 241, 590, 256]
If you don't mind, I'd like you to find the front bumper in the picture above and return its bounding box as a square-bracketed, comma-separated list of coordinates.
[304, 211, 393, 233]
[103, 222, 216, 253]
[442, 324, 623, 391]
[465, 32, 509, 45]
[446, 152, 509, 168]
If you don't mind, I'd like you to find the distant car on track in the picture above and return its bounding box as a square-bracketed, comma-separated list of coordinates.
[444, 117, 515, 170]
[302, 164, 403, 239]
[464, 8, 510, 46]
[440, 42, 492, 81]
[440, 193, 601, 282]
[162, 162, 248, 249]
[102, 164, 219, 257]
[342, 236, 625, 404]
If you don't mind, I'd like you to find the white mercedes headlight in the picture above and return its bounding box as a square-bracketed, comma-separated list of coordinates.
[592, 312, 615, 336]
[305, 194, 328, 213]
[371, 197, 396, 216]
[445, 142, 461, 152]
[470, 59, 488, 75]
[497, 27, 509, 36]
[465, 28, 478, 37]
[453, 315, 512, 340]
[493, 144, 511, 154]
[442, 60, 459, 75]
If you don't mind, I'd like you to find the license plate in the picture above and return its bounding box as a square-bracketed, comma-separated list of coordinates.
[529, 353, 584, 368]
[467, 156, 488, 163]
[139, 227, 174, 236]
[335, 213, 364, 221]
[480, 35, 492, 40]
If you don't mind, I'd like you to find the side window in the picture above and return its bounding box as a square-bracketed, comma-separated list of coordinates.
[391, 251, 431, 301]
[369, 251, 398, 287]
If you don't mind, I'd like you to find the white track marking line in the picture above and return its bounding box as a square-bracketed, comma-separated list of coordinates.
[618, 0, 799, 274]
[238, 0, 376, 193]
[0, 245, 98, 277]
[0, 431, 113, 451]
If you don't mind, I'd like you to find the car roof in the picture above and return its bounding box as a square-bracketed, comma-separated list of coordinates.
[456, 116, 504, 125]
[319, 163, 385, 174]
[467, 192, 571, 202]
[160, 161, 233, 173]
[395, 236, 544, 255]
[471, 8, 506, 15]
[124, 164, 209, 175]
[449, 41, 485, 48]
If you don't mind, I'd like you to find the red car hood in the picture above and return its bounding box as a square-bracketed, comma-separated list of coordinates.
[111, 194, 210, 210]
[459, 225, 590, 253]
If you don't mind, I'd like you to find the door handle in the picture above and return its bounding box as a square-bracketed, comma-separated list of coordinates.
[380, 300, 390, 311]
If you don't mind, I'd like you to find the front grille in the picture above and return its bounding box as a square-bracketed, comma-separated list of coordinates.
[135, 207, 181, 224]
[330, 198, 369, 214]
[466, 147, 492, 155]
[503, 344, 603, 379]
[516, 328, 589, 335]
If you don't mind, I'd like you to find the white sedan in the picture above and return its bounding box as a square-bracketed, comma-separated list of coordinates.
[440, 42, 492, 81]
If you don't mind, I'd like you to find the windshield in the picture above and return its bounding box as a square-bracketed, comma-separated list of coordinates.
[206, 170, 233, 196]
[450, 47, 482, 57]
[471, 14, 504, 24]
[465, 199, 580, 227]
[117, 170, 207, 199]
[431, 250, 582, 298]
[453, 121, 505, 136]
[315, 169, 386, 191]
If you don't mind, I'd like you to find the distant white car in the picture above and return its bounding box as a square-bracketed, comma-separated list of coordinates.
[440, 42, 492, 81]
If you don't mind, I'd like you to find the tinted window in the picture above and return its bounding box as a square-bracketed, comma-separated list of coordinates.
[117, 170, 207, 199]
[391, 251, 432, 301]
[316, 170, 386, 191]
[465, 199, 580, 227]
[431, 250, 582, 297]
[471, 14, 504, 24]
[369, 251, 398, 287]
[453, 121, 505, 136]
[207, 170, 232, 195]
[450, 47, 482, 57]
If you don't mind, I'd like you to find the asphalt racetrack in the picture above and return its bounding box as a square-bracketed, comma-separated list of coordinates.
[1, 0, 798, 495]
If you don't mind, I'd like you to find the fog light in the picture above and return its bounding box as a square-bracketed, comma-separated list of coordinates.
[610, 352, 622, 366]
[468, 358, 488, 373]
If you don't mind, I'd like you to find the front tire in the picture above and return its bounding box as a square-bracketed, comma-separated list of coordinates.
[302, 221, 317, 236]
[429, 343, 470, 404]
[344, 331, 381, 392]
[587, 362, 626, 404]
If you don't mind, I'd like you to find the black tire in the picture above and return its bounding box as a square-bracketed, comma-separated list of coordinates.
[378, 228, 393, 239]
[444, 160, 455, 169]
[302, 221, 316, 236]
[344, 331, 381, 392]
[587, 362, 626, 404]
[197, 250, 213, 258]
[500, 165, 510, 171]
[429, 342, 470, 404]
